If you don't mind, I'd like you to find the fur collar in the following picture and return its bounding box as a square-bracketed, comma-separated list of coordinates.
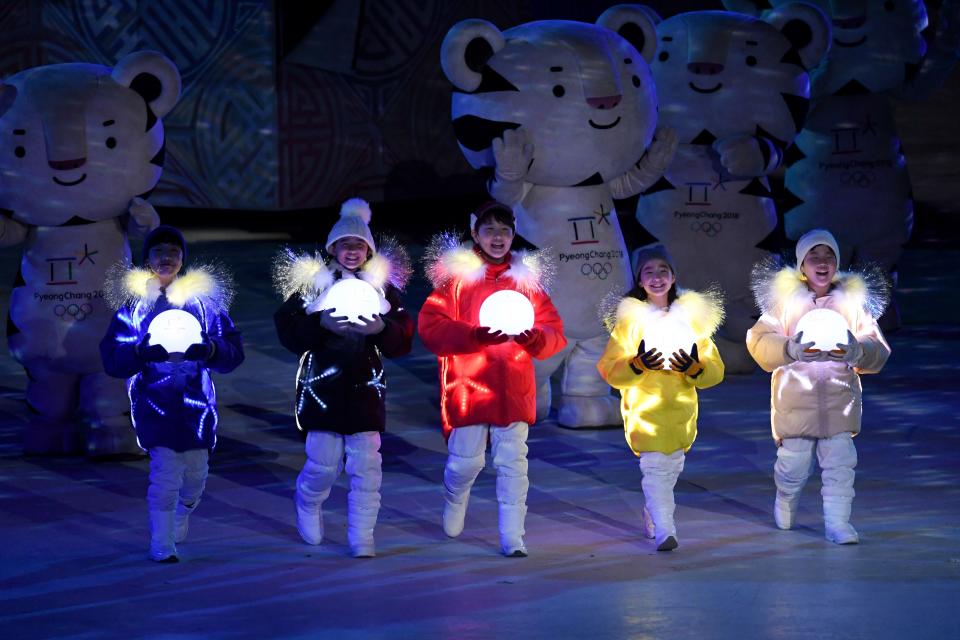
[273, 236, 411, 305]
[424, 231, 554, 295]
[106, 263, 233, 313]
[751, 256, 889, 319]
[606, 288, 725, 340]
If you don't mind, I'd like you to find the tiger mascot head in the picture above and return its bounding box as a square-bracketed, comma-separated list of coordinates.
[0, 51, 180, 227]
[724, 0, 929, 97]
[441, 6, 660, 188]
[651, 4, 831, 145]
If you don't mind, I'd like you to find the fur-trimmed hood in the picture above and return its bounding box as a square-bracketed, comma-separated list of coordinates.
[605, 288, 725, 341]
[423, 231, 554, 295]
[750, 256, 890, 320]
[105, 263, 234, 314]
[273, 235, 411, 309]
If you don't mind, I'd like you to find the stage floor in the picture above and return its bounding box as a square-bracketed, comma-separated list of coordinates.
[1, 238, 958, 640]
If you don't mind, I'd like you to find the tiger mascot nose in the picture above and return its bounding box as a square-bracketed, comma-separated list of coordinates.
[586, 95, 622, 110]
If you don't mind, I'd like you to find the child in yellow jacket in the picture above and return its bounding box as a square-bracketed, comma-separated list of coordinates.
[598, 245, 724, 551]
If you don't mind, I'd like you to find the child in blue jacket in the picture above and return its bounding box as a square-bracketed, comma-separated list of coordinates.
[100, 225, 244, 562]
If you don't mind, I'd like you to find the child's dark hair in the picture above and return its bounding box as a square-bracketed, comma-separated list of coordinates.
[472, 201, 516, 232]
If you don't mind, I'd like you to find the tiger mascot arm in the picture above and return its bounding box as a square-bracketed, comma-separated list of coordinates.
[609, 125, 678, 199]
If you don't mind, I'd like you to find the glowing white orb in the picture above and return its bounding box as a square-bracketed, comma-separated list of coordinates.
[478, 290, 534, 336]
[794, 308, 850, 351]
[318, 279, 388, 323]
[642, 316, 697, 370]
[146, 309, 203, 354]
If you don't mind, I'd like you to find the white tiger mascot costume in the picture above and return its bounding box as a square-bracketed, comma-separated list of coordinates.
[635, 4, 831, 373]
[440, 6, 677, 428]
[0, 52, 180, 456]
[726, 0, 960, 330]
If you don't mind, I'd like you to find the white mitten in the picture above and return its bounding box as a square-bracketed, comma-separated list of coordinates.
[713, 135, 765, 177]
[632, 126, 678, 187]
[128, 197, 160, 234]
[492, 128, 534, 183]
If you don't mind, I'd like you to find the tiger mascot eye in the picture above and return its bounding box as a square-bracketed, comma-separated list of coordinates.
[0, 51, 180, 456]
[726, 0, 960, 330]
[635, 4, 830, 373]
[441, 6, 677, 428]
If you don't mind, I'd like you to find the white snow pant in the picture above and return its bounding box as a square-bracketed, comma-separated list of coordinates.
[445, 422, 529, 540]
[639, 449, 686, 540]
[535, 334, 620, 427]
[298, 431, 382, 548]
[775, 433, 857, 524]
[147, 447, 209, 558]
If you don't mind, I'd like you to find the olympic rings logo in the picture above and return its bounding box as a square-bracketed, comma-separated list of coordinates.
[580, 262, 613, 280]
[690, 221, 722, 237]
[840, 170, 875, 188]
[54, 303, 93, 321]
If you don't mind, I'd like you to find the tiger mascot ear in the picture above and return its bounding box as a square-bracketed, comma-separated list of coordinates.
[111, 50, 181, 119]
[763, 3, 831, 71]
[596, 5, 660, 64]
[441, 19, 506, 92]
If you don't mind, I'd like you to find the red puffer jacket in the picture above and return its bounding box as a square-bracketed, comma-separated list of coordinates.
[419, 238, 565, 437]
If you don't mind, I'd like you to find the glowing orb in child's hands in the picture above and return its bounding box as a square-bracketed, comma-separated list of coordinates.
[318, 279, 389, 323]
[478, 290, 535, 336]
[642, 317, 697, 370]
[147, 309, 203, 354]
[794, 308, 850, 351]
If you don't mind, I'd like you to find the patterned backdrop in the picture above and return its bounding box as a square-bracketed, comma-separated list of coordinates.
[0, 0, 532, 211]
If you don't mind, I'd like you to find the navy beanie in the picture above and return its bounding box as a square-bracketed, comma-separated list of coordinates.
[143, 225, 186, 263]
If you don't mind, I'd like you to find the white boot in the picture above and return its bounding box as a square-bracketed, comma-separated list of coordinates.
[345, 433, 382, 558]
[641, 506, 655, 540]
[295, 490, 325, 546]
[774, 491, 800, 530]
[774, 438, 815, 531]
[296, 433, 342, 546]
[824, 497, 859, 545]
[442, 428, 486, 538]
[499, 503, 528, 557]
[174, 499, 200, 543]
[819, 433, 858, 545]
[149, 510, 178, 563]
[347, 494, 378, 558]
[442, 488, 470, 538]
[640, 451, 684, 551]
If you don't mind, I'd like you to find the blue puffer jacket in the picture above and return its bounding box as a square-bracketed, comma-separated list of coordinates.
[100, 266, 244, 452]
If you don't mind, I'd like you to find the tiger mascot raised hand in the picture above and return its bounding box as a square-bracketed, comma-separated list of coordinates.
[440, 6, 676, 428]
[0, 51, 180, 456]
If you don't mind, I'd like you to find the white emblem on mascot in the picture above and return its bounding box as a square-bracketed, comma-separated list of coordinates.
[441, 5, 678, 427]
[636, 4, 830, 373]
[0, 51, 181, 456]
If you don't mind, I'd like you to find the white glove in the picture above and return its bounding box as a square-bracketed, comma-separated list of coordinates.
[632, 126, 678, 187]
[785, 331, 821, 363]
[827, 330, 863, 365]
[127, 197, 160, 234]
[713, 135, 765, 177]
[492, 128, 534, 183]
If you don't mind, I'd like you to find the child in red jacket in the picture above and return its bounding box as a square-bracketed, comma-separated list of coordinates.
[419, 202, 566, 556]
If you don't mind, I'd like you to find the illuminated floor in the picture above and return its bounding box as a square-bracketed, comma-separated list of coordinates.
[0, 239, 957, 640]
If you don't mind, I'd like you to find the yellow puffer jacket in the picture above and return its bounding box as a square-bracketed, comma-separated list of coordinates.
[746, 262, 891, 443]
[597, 289, 725, 456]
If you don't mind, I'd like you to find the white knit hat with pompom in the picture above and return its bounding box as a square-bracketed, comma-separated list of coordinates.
[325, 197, 376, 254]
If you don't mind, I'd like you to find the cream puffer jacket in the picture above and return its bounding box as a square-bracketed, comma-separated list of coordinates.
[746, 259, 891, 442]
